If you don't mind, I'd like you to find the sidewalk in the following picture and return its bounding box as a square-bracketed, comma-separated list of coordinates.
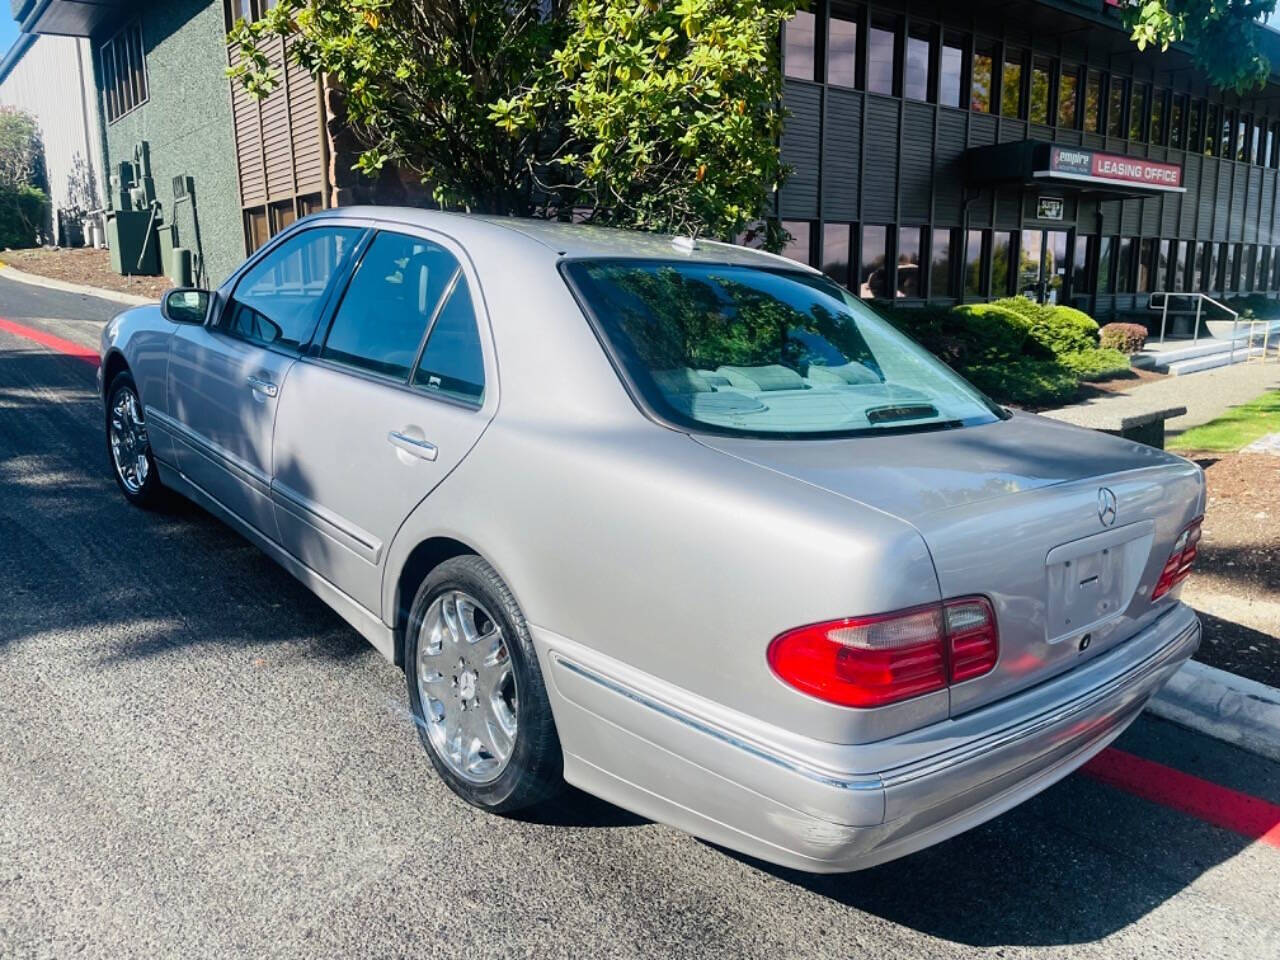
[1041, 361, 1280, 437]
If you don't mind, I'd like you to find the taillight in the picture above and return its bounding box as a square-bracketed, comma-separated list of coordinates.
[767, 597, 998, 709]
[1152, 517, 1203, 600]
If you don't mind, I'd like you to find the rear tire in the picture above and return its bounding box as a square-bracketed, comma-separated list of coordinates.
[405, 555, 564, 813]
[105, 370, 165, 509]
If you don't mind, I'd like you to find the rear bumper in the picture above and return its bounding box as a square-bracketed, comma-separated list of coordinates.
[534, 602, 1200, 873]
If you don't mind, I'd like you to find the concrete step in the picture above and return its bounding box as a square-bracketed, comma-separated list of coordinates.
[1165, 345, 1272, 375]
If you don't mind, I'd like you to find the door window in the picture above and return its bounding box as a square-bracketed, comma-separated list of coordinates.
[224, 226, 362, 352]
[411, 276, 486, 406]
[321, 231, 461, 380]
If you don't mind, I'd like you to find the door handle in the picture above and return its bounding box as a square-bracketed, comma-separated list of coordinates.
[247, 375, 278, 398]
[388, 431, 438, 461]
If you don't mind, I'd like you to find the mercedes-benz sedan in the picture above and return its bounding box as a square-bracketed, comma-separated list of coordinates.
[99, 209, 1202, 872]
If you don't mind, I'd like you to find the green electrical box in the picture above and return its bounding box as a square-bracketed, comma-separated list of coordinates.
[107, 210, 160, 276]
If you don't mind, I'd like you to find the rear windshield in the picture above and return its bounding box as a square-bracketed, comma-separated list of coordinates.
[563, 259, 1004, 439]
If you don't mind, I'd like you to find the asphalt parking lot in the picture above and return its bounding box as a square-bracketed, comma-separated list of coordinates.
[1, 273, 1278, 959]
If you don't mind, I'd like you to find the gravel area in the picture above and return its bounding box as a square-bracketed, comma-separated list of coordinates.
[1181, 452, 1280, 689]
[0, 247, 169, 299]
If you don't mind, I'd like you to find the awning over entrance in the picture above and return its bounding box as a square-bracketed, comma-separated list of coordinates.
[966, 140, 1185, 199]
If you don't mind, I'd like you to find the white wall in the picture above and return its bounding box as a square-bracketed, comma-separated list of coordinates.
[0, 35, 105, 244]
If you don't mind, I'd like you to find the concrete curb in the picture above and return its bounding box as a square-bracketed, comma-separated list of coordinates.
[1148, 659, 1280, 763]
[0, 260, 157, 307]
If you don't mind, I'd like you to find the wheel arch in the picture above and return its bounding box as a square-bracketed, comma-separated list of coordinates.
[391, 536, 480, 667]
[101, 348, 130, 399]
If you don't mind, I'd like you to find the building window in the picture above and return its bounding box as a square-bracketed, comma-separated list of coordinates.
[1253, 119, 1266, 165]
[1220, 109, 1235, 159]
[1169, 95, 1185, 149]
[1001, 50, 1023, 119]
[991, 231, 1013, 296]
[1273, 247, 1280, 290]
[1029, 56, 1051, 125]
[1157, 239, 1171, 291]
[1172, 240, 1187, 292]
[860, 225, 889, 298]
[1137, 239, 1156, 292]
[784, 11, 817, 81]
[939, 33, 965, 108]
[904, 23, 932, 102]
[1083, 70, 1102, 133]
[822, 222, 852, 287]
[827, 4, 859, 88]
[867, 16, 898, 95]
[1129, 84, 1148, 142]
[972, 41, 995, 113]
[898, 227, 923, 297]
[1107, 77, 1127, 139]
[1199, 243, 1214, 292]
[100, 20, 148, 124]
[1057, 64, 1078, 128]
[964, 229, 986, 296]
[1097, 237, 1115, 294]
[1236, 114, 1249, 162]
[1115, 237, 1134, 293]
[1258, 247, 1270, 291]
[780, 221, 812, 264]
[1187, 101, 1203, 154]
[244, 208, 270, 254]
[930, 228, 953, 298]
[1269, 123, 1279, 168]
[1073, 234, 1092, 295]
[1217, 242, 1231, 289]
[1149, 89, 1166, 144]
[1203, 104, 1219, 155]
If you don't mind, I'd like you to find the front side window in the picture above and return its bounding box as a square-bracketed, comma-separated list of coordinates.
[563, 260, 1003, 438]
[320, 231, 461, 381]
[224, 226, 362, 352]
[411, 276, 486, 406]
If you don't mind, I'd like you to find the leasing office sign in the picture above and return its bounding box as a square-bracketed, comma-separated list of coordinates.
[1047, 146, 1183, 190]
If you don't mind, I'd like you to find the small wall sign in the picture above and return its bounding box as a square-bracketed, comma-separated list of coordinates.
[1037, 196, 1064, 221]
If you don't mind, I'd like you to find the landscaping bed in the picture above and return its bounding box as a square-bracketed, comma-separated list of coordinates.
[0, 246, 168, 299]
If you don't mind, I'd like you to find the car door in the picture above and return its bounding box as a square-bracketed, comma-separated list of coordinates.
[270, 227, 497, 615]
[166, 224, 364, 538]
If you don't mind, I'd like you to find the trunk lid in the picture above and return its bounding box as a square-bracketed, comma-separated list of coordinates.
[695, 412, 1205, 713]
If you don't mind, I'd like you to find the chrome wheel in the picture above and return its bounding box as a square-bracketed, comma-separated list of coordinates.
[109, 386, 151, 494]
[415, 589, 519, 785]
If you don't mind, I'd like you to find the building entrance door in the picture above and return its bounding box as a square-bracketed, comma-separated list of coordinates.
[1018, 230, 1070, 303]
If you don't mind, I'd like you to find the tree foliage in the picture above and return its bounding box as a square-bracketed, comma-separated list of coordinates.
[0, 107, 49, 248]
[1123, 0, 1278, 93]
[227, 0, 794, 243]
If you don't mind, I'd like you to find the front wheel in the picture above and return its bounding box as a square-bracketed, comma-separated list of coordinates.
[105, 371, 164, 508]
[405, 555, 564, 813]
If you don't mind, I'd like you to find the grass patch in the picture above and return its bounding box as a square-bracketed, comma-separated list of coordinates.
[1169, 389, 1280, 452]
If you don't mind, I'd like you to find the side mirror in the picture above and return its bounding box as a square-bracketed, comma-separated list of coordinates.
[162, 287, 210, 325]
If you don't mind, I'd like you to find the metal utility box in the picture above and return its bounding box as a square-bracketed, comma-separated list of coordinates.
[107, 210, 160, 276]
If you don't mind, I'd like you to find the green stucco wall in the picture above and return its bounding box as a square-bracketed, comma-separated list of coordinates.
[94, 0, 244, 287]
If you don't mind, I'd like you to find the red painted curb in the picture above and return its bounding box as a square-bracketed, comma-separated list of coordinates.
[0, 316, 99, 366]
[1084, 747, 1280, 849]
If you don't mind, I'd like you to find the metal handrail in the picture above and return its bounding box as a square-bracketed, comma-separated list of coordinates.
[1148, 291, 1241, 361]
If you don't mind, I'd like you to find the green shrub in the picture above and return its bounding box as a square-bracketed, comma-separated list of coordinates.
[992, 296, 1051, 324]
[1099, 322, 1149, 354]
[963, 359, 1079, 407]
[1027, 304, 1100, 356]
[0, 182, 47, 249]
[951, 303, 1032, 363]
[1057, 347, 1132, 382]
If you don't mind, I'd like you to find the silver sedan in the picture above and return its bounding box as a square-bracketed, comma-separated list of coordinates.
[99, 208, 1203, 872]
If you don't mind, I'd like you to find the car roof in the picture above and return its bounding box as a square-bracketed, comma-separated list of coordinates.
[317, 206, 820, 273]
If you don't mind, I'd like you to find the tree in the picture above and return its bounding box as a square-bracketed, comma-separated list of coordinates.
[1124, 0, 1279, 93]
[228, 0, 794, 244]
[493, 0, 797, 240]
[0, 107, 50, 248]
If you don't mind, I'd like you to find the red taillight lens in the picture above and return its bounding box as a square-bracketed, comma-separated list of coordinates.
[767, 597, 998, 708]
[1152, 517, 1203, 600]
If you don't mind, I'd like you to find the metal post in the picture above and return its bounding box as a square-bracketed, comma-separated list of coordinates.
[1160, 294, 1169, 344]
[1193, 296, 1202, 345]
[1229, 312, 1237, 365]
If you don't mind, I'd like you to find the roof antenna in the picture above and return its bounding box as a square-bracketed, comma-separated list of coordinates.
[671, 228, 700, 253]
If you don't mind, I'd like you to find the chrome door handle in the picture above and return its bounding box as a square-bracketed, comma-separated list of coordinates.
[246, 375, 278, 398]
[388, 431, 438, 461]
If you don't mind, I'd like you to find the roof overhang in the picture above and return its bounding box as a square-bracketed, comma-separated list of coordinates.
[966, 140, 1186, 199]
[11, 0, 129, 37]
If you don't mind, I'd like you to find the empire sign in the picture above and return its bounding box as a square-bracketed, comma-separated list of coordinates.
[1048, 146, 1183, 190]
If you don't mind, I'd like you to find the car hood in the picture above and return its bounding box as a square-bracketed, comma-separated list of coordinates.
[690, 411, 1185, 524]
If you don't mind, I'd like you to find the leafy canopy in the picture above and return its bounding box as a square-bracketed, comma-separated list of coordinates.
[227, 0, 794, 243]
[1123, 0, 1279, 93]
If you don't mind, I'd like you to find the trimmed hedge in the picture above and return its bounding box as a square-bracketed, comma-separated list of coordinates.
[1057, 347, 1132, 382]
[964, 360, 1080, 406]
[950, 303, 1032, 362]
[1099, 322, 1148, 354]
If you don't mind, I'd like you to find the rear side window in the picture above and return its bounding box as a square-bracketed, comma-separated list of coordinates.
[564, 259, 1003, 438]
[321, 231, 461, 380]
[411, 277, 485, 406]
[225, 226, 361, 353]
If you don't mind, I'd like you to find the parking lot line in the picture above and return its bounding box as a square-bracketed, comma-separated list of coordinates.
[0, 316, 99, 366]
[1084, 747, 1280, 848]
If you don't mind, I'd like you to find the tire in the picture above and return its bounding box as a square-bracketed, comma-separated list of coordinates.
[405, 555, 563, 813]
[105, 370, 165, 509]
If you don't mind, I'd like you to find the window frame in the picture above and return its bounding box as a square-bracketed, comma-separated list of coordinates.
[100, 19, 149, 124]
